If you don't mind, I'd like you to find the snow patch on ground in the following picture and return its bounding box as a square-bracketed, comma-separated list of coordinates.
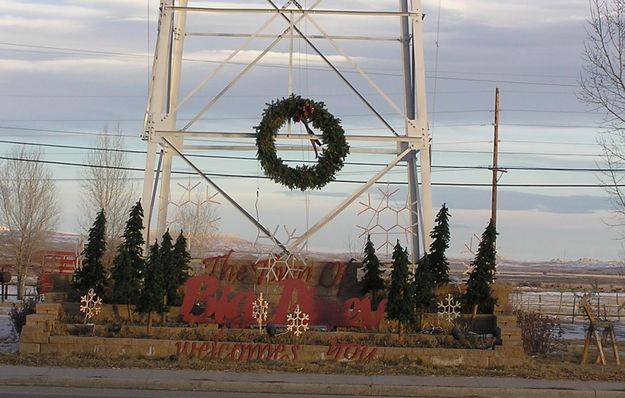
[0, 307, 17, 353]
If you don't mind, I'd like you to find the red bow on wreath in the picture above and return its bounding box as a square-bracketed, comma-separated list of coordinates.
[294, 102, 322, 158]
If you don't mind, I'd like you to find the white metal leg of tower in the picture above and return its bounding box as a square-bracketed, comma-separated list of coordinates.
[140, 0, 433, 260]
[403, 0, 433, 259]
[142, 0, 186, 244]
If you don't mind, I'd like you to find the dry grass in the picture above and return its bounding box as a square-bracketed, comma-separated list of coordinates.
[55, 324, 495, 349]
[1, 350, 623, 382]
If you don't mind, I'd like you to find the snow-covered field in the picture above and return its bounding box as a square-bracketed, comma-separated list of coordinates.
[0, 285, 34, 353]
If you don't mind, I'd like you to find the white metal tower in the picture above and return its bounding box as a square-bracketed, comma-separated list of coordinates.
[141, 0, 433, 261]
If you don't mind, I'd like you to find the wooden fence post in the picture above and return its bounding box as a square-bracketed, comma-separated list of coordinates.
[617, 293, 621, 322]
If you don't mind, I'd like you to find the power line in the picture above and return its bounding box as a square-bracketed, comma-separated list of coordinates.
[0, 125, 610, 172]
[432, 69, 578, 80]
[426, 75, 577, 88]
[0, 126, 135, 138]
[502, 108, 601, 115]
[433, 122, 606, 129]
[0, 108, 551, 122]
[502, 139, 597, 146]
[0, 138, 611, 172]
[439, 149, 601, 158]
[0, 154, 614, 189]
[0, 41, 580, 88]
[501, 123, 605, 129]
[0, 89, 576, 99]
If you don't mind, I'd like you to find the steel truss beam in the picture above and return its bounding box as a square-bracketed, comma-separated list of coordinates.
[154, 130, 421, 142]
[183, 145, 398, 155]
[166, 7, 420, 17]
[287, 148, 414, 251]
[162, 137, 288, 252]
[186, 32, 401, 42]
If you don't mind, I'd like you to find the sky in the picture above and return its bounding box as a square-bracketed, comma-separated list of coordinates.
[0, 0, 622, 262]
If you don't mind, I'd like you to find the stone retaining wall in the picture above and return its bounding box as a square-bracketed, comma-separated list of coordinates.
[19, 302, 526, 367]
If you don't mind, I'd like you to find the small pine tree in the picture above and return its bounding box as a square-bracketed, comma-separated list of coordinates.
[429, 204, 451, 286]
[136, 241, 165, 333]
[413, 254, 435, 329]
[110, 245, 134, 320]
[386, 241, 414, 335]
[110, 201, 145, 317]
[159, 230, 174, 310]
[73, 209, 107, 297]
[124, 201, 145, 283]
[168, 230, 192, 306]
[361, 235, 385, 307]
[463, 220, 498, 313]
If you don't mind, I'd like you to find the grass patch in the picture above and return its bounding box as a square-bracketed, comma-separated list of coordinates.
[1, 350, 623, 382]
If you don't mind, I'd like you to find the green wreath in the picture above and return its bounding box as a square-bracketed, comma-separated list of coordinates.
[255, 95, 350, 191]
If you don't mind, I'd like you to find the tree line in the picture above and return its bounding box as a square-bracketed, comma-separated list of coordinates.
[0, 127, 216, 300]
[72, 201, 191, 332]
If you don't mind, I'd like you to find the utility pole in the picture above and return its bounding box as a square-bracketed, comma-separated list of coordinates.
[490, 87, 500, 228]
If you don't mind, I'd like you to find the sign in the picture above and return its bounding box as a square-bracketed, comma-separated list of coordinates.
[180, 256, 387, 330]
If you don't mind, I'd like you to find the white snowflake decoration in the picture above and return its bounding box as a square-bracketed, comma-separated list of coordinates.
[80, 288, 102, 323]
[252, 292, 269, 332]
[461, 234, 480, 276]
[167, 178, 220, 250]
[255, 225, 307, 282]
[437, 294, 461, 324]
[258, 253, 281, 282]
[286, 304, 309, 337]
[357, 185, 416, 255]
[461, 233, 500, 278]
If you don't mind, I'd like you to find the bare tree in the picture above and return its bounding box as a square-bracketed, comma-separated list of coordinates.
[580, 0, 625, 233]
[0, 146, 59, 299]
[80, 125, 135, 264]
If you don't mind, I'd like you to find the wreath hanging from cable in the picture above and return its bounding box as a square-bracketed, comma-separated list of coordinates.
[255, 95, 350, 191]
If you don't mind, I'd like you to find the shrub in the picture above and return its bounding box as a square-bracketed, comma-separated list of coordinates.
[9, 299, 37, 334]
[516, 311, 566, 355]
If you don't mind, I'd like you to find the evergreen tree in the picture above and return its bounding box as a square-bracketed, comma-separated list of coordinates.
[136, 241, 165, 333]
[386, 241, 414, 334]
[159, 230, 174, 307]
[123, 201, 145, 283]
[361, 235, 385, 307]
[463, 220, 498, 313]
[110, 201, 145, 314]
[429, 204, 451, 286]
[164, 230, 192, 306]
[110, 245, 135, 319]
[413, 253, 435, 329]
[73, 209, 107, 297]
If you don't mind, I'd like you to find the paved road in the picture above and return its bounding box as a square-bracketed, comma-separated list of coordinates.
[1, 365, 624, 398]
[0, 386, 432, 398]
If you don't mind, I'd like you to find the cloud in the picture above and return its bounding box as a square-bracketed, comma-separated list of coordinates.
[0, 0, 105, 18]
[448, 208, 620, 261]
[0, 16, 86, 32]
[296, 186, 611, 214]
[424, 0, 586, 28]
[0, 57, 142, 76]
[184, 49, 367, 67]
[438, 187, 611, 214]
[0, 0, 616, 262]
